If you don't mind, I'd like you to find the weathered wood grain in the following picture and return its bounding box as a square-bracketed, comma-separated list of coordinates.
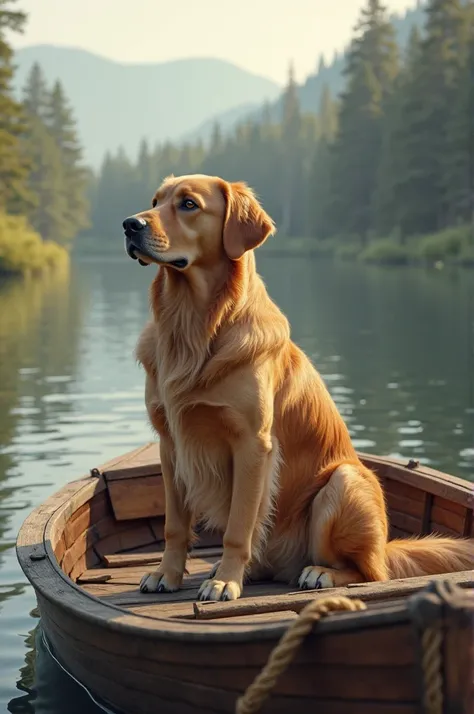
[107, 474, 166, 521]
[15, 445, 474, 714]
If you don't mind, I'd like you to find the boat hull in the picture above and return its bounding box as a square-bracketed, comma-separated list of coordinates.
[17, 445, 474, 713]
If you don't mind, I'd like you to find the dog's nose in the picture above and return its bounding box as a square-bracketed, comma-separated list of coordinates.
[123, 216, 147, 232]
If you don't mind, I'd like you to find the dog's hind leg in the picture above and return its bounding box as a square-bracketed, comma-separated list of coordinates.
[299, 463, 389, 591]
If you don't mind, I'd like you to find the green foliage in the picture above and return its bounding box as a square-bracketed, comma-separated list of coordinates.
[326, 0, 399, 238]
[335, 242, 363, 261]
[40, 79, 90, 243]
[0, 211, 68, 274]
[0, 0, 31, 214]
[417, 225, 472, 262]
[24, 116, 70, 243]
[0, 1, 89, 272]
[22, 61, 48, 117]
[359, 238, 410, 265]
[83, 0, 472, 271]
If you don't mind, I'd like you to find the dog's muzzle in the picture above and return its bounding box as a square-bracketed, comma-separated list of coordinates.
[123, 216, 150, 265]
[122, 215, 189, 269]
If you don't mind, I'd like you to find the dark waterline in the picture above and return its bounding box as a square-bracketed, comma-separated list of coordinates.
[1, 255, 473, 712]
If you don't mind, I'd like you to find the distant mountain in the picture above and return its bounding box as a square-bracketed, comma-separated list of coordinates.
[12, 45, 281, 168]
[182, 2, 426, 141]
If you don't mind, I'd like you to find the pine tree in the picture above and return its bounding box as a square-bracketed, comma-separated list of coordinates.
[317, 84, 338, 142]
[44, 80, 89, 243]
[317, 54, 326, 73]
[308, 86, 338, 239]
[0, 0, 31, 214]
[373, 26, 422, 237]
[25, 116, 69, 243]
[134, 138, 158, 207]
[393, 0, 468, 235]
[280, 61, 302, 235]
[22, 62, 48, 118]
[442, 2, 474, 225]
[328, 0, 399, 240]
[210, 122, 223, 154]
[90, 148, 136, 242]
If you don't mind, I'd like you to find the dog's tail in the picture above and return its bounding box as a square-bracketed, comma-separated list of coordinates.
[385, 535, 474, 579]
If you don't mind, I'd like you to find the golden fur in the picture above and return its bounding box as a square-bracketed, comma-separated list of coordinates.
[124, 173, 474, 601]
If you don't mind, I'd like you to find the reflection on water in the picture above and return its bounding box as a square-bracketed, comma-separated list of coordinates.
[0, 256, 473, 712]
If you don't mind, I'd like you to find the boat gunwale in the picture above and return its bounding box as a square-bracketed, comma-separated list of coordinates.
[16, 449, 474, 643]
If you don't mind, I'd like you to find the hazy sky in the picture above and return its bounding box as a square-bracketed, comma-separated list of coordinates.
[11, 0, 416, 84]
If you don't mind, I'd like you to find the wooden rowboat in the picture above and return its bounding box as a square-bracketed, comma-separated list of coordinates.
[17, 443, 474, 714]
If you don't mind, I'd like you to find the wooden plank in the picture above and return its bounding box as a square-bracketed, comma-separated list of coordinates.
[384, 481, 425, 504]
[432, 496, 468, 516]
[40, 593, 415, 668]
[95, 585, 204, 607]
[443, 591, 474, 713]
[78, 567, 155, 585]
[94, 524, 157, 560]
[107, 474, 165, 521]
[93, 579, 294, 610]
[206, 611, 298, 625]
[193, 571, 474, 620]
[78, 556, 217, 587]
[361, 453, 474, 507]
[149, 517, 165, 541]
[45, 612, 418, 705]
[48, 478, 107, 554]
[103, 545, 223, 568]
[64, 491, 110, 549]
[68, 547, 101, 582]
[103, 552, 163, 568]
[387, 510, 421, 534]
[384, 492, 425, 519]
[430, 522, 460, 537]
[421, 493, 434, 535]
[62, 515, 118, 575]
[77, 572, 112, 584]
[62, 515, 156, 575]
[430, 501, 466, 534]
[464, 508, 473, 537]
[92, 443, 158, 475]
[54, 531, 67, 564]
[128, 601, 198, 619]
[102, 442, 161, 481]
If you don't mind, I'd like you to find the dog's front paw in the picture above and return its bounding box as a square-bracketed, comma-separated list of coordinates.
[298, 566, 335, 591]
[139, 569, 182, 594]
[197, 578, 241, 601]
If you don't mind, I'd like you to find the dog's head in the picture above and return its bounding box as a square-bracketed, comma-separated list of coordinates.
[122, 174, 275, 270]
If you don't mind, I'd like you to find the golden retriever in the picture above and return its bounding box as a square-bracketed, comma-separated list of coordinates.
[122, 173, 474, 602]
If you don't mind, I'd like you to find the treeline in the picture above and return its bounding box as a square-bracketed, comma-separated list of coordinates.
[88, 0, 473, 265]
[0, 0, 88, 275]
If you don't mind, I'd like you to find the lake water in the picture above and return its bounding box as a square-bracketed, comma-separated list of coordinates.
[0, 255, 473, 712]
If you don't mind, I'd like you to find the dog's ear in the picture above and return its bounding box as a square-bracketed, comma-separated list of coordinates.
[220, 181, 275, 260]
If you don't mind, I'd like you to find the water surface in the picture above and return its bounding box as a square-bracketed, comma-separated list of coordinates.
[1, 256, 473, 712]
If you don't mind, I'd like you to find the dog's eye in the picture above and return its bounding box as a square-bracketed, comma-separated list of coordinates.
[180, 198, 198, 211]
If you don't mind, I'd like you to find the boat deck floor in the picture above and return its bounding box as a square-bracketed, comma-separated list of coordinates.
[77, 543, 408, 625]
[77, 544, 302, 623]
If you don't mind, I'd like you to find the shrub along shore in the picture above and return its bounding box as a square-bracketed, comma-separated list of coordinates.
[0, 213, 68, 277]
[261, 224, 474, 267]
